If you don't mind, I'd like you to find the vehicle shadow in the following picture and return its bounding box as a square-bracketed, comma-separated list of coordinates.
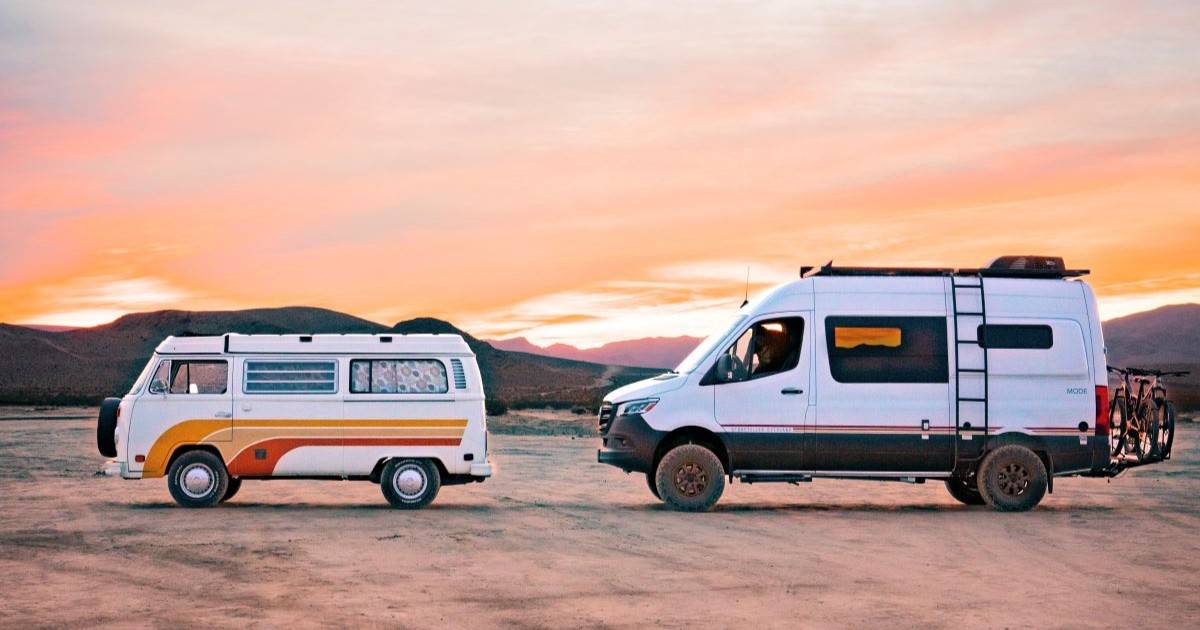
[115, 501, 495, 512]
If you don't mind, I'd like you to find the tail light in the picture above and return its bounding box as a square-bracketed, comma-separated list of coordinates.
[1095, 385, 1109, 436]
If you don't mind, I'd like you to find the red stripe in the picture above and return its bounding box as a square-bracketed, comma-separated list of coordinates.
[227, 437, 462, 476]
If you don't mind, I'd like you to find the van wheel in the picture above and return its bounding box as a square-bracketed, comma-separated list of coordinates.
[944, 477, 986, 505]
[654, 444, 725, 512]
[167, 450, 229, 508]
[976, 445, 1047, 512]
[220, 478, 242, 503]
[646, 472, 662, 501]
[381, 459, 440, 509]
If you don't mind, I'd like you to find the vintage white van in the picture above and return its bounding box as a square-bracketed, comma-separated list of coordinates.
[97, 333, 492, 508]
[598, 256, 1115, 512]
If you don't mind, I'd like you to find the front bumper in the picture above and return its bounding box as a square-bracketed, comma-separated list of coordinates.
[596, 413, 662, 474]
[98, 459, 137, 478]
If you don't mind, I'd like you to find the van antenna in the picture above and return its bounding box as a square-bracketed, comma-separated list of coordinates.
[740, 266, 750, 308]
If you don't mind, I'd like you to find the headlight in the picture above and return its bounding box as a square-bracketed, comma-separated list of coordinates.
[618, 398, 658, 416]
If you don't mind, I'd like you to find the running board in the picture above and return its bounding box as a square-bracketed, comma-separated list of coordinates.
[734, 470, 951, 484]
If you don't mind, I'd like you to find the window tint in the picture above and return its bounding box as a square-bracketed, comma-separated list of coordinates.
[244, 360, 337, 394]
[350, 359, 449, 394]
[710, 317, 805, 384]
[167, 360, 229, 394]
[826, 316, 947, 383]
[977, 324, 1053, 350]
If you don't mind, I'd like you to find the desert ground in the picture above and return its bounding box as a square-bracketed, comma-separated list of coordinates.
[1, 408, 1198, 629]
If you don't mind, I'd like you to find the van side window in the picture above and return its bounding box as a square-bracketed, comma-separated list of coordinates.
[977, 324, 1053, 349]
[825, 316, 947, 384]
[710, 317, 805, 384]
[244, 360, 337, 394]
[350, 359, 449, 394]
[168, 360, 229, 394]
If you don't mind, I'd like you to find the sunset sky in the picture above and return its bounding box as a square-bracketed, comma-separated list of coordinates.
[2, 2, 1199, 347]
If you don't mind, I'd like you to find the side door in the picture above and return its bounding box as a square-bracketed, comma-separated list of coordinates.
[127, 358, 233, 476]
[810, 315, 954, 473]
[712, 315, 811, 472]
[232, 357, 342, 477]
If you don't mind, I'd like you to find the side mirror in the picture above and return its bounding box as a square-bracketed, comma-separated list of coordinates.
[148, 379, 168, 395]
[716, 355, 733, 382]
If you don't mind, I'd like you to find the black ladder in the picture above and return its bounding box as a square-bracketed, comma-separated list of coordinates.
[951, 275, 989, 435]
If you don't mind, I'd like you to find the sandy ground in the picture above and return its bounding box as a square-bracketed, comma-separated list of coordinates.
[1, 411, 1198, 629]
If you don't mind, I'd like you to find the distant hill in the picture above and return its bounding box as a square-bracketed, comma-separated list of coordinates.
[0, 308, 658, 409]
[487, 335, 702, 369]
[1103, 303, 1200, 410]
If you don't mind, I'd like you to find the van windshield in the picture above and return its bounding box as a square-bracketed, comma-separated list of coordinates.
[127, 357, 157, 395]
[674, 315, 747, 374]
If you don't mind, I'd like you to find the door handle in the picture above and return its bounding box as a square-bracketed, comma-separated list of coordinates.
[214, 411, 233, 418]
[780, 388, 804, 395]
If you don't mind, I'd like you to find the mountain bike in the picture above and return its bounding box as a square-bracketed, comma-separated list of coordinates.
[1107, 366, 1188, 461]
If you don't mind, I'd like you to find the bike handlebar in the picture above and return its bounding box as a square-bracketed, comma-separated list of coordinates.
[1108, 365, 1190, 377]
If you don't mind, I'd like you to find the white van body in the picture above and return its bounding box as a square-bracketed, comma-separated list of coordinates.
[100, 333, 491, 507]
[599, 258, 1112, 511]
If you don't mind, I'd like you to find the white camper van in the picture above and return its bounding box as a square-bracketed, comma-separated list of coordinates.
[598, 256, 1116, 512]
[97, 333, 492, 508]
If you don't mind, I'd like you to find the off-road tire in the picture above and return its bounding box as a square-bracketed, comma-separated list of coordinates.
[976, 445, 1048, 512]
[646, 472, 662, 501]
[654, 444, 725, 512]
[381, 459, 441, 509]
[96, 397, 120, 457]
[220, 477, 242, 503]
[167, 450, 230, 508]
[944, 476, 986, 505]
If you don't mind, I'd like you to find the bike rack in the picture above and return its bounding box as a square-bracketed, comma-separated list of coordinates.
[1086, 455, 1167, 478]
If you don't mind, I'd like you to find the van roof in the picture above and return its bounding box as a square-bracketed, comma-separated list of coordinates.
[154, 333, 474, 356]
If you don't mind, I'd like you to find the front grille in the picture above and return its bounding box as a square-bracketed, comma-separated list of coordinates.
[598, 403, 615, 435]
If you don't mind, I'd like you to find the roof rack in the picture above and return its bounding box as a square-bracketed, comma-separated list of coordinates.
[802, 256, 1089, 280]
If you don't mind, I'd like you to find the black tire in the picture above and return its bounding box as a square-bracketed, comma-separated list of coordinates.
[220, 477, 242, 503]
[381, 459, 441, 509]
[1109, 397, 1127, 457]
[976, 445, 1048, 512]
[166, 450, 229, 508]
[646, 472, 662, 501]
[944, 477, 986, 505]
[1135, 401, 1156, 461]
[96, 397, 120, 457]
[654, 444, 725, 512]
[1157, 401, 1176, 460]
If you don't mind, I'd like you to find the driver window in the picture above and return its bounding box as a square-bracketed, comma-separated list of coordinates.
[714, 317, 805, 383]
[168, 360, 229, 395]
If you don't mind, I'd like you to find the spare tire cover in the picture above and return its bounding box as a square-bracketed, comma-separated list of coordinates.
[96, 397, 121, 457]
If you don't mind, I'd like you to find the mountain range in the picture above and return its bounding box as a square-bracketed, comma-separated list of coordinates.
[2, 303, 1197, 410]
[0, 308, 659, 409]
[487, 335, 702, 369]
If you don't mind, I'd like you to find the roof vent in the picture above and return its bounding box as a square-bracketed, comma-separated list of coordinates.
[988, 255, 1065, 272]
[379, 336, 392, 343]
[299, 335, 312, 343]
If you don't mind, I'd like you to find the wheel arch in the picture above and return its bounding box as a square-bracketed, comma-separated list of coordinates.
[166, 444, 226, 475]
[980, 432, 1054, 493]
[652, 426, 730, 475]
[370, 456, 448, 484]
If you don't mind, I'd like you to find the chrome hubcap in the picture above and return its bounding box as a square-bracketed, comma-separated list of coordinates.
[393, 465, 427, 500]
[180, 464, 215, 498]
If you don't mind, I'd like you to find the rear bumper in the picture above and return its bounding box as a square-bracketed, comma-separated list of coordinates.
[469, 459, 494, 478]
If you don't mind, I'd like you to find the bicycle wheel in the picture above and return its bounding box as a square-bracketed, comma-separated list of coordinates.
[1134, 401, 1157, 461]
[1156, 401, 1175, 460]
[1109, 397, 1127, 457]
